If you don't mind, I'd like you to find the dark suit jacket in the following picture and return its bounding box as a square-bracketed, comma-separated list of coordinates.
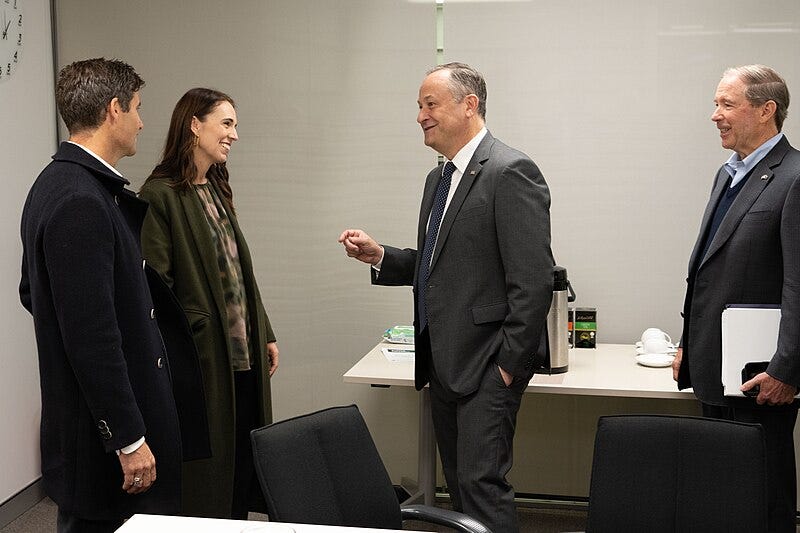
[680, 136, 800, 405]
[375, 132, 554, 397]
[19, 142, 199, 519]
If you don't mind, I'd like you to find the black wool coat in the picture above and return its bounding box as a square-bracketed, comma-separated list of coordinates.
[19, 142, 193, 520]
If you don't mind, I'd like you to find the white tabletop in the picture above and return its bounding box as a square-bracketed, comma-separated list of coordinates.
[116, 514, 420, 533]
[343, 342, 694, 400]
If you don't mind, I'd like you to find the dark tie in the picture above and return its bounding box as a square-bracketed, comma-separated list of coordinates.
[417, 161, 456, 332]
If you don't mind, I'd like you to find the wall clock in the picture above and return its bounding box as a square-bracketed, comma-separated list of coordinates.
[0, 0, 22, 81]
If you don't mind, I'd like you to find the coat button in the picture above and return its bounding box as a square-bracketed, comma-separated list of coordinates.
[142, 259, 146, 270]
[157, 357, 164, 369]
[150, 308, 155, 320]
[97, 420, 112, 440]
[114, 195, 119, 206]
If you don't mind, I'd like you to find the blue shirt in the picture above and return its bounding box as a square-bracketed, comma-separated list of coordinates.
[723, 132, 783, 187]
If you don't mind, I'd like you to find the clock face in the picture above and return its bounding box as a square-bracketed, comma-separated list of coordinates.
[0, 0, 22, 81]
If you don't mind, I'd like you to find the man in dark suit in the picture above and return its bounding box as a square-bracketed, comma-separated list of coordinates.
[19, 58, 185, 533]
[339, 62, 554, 533]
[674, 64, 800, 532]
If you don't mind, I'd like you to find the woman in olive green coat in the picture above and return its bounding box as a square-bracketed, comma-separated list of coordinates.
[139, 88, 278, 519]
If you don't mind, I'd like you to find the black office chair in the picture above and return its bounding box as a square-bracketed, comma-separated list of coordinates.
[586, 414, 768, 533]
[250, 404, 491, 533]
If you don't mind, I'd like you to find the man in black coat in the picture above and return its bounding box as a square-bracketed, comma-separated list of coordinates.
[20, 58, 185, 533]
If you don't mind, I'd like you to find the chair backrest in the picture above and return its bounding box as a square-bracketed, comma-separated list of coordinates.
[250, 404, 403, 529]
[587, 414, 768, 533]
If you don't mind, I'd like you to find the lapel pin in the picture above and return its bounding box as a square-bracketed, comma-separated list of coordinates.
[760, 174, 769, 180]
[469, 170, 476, 175]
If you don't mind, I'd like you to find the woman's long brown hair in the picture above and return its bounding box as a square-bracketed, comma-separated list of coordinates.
[145, 87, 236, 210]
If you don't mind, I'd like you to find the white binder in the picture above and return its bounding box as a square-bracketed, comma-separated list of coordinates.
[720, 306, 781, 397]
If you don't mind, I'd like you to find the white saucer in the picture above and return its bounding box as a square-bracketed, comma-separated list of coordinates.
[635, 346, 676, 356]
[636, 353, 675, 367]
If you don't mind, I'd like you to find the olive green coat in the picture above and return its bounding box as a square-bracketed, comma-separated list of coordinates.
[139, 178, 274, 518]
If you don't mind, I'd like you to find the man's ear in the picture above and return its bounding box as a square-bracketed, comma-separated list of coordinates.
[761, 100, 777, 125]
[105, 97, 122, 124]
[464, 94, 479, 117]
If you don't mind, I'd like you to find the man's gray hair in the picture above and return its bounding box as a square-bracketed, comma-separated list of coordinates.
[428, 62, 487, 120]
[724, 64, 790, 131]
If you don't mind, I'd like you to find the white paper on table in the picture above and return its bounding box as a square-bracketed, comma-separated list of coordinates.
[381, 346, 415, 363]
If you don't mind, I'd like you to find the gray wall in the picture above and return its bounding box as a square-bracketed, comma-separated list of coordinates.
[0, 0, 55, 506]
[49, 0, 800, 498]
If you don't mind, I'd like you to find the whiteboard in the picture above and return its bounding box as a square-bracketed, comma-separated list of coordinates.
[0, 0, 56, 506]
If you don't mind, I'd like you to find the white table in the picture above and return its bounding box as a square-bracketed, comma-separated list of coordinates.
[343, 343, 694, 505]
[116, 514, 423, 532]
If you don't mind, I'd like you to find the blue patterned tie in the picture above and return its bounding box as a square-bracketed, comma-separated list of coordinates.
[417, 161, 456, 331]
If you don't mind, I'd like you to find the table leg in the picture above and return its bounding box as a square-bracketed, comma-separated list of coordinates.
[418, 388, 436, 506]
[401, 388, 437, 506]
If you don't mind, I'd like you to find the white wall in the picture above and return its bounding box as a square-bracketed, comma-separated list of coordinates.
[0, 0, 55, 505]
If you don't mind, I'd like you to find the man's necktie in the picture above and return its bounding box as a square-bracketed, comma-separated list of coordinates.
[417, 161, 456, 332]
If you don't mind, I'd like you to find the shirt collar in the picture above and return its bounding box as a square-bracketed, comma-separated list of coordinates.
[449, 127, 488, 174]
[66, 141, 125, 179]
[724, 132, 783, 177]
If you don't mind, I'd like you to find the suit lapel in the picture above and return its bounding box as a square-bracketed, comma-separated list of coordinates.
[688, 168, 729, 274]
[429, 133, 493, 273]
[698, 137, 790, 270]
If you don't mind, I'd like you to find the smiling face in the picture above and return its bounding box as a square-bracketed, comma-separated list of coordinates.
[192, 100, 238, 174]
[711, 74, 777, 159]
[416, 69, 480, 160]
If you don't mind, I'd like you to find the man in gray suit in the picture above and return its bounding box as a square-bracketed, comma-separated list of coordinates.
[339, 62, 554, 533]
[674, 64, 800, 532]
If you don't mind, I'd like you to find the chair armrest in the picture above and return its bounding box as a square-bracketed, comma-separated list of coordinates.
[401, 504, 492, 533]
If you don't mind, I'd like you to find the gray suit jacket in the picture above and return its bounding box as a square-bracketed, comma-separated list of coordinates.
[375, 132, 554, 397]
[679, 136, 800, 405]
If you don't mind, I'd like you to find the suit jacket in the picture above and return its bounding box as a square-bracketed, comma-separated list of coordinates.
[375, 132, 554, 397]
[139, 177, 275, 518]
[19, 142, 186, 519]
[679, 136, 800, 405]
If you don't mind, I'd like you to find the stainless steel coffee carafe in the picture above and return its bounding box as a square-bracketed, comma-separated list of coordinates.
[534, 265, 575, 374]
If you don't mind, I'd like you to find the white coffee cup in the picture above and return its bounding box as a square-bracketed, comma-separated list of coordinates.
[641, 327, 671, 343]
[642, 336, 676, 354]
[638, 328, 675, 354]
